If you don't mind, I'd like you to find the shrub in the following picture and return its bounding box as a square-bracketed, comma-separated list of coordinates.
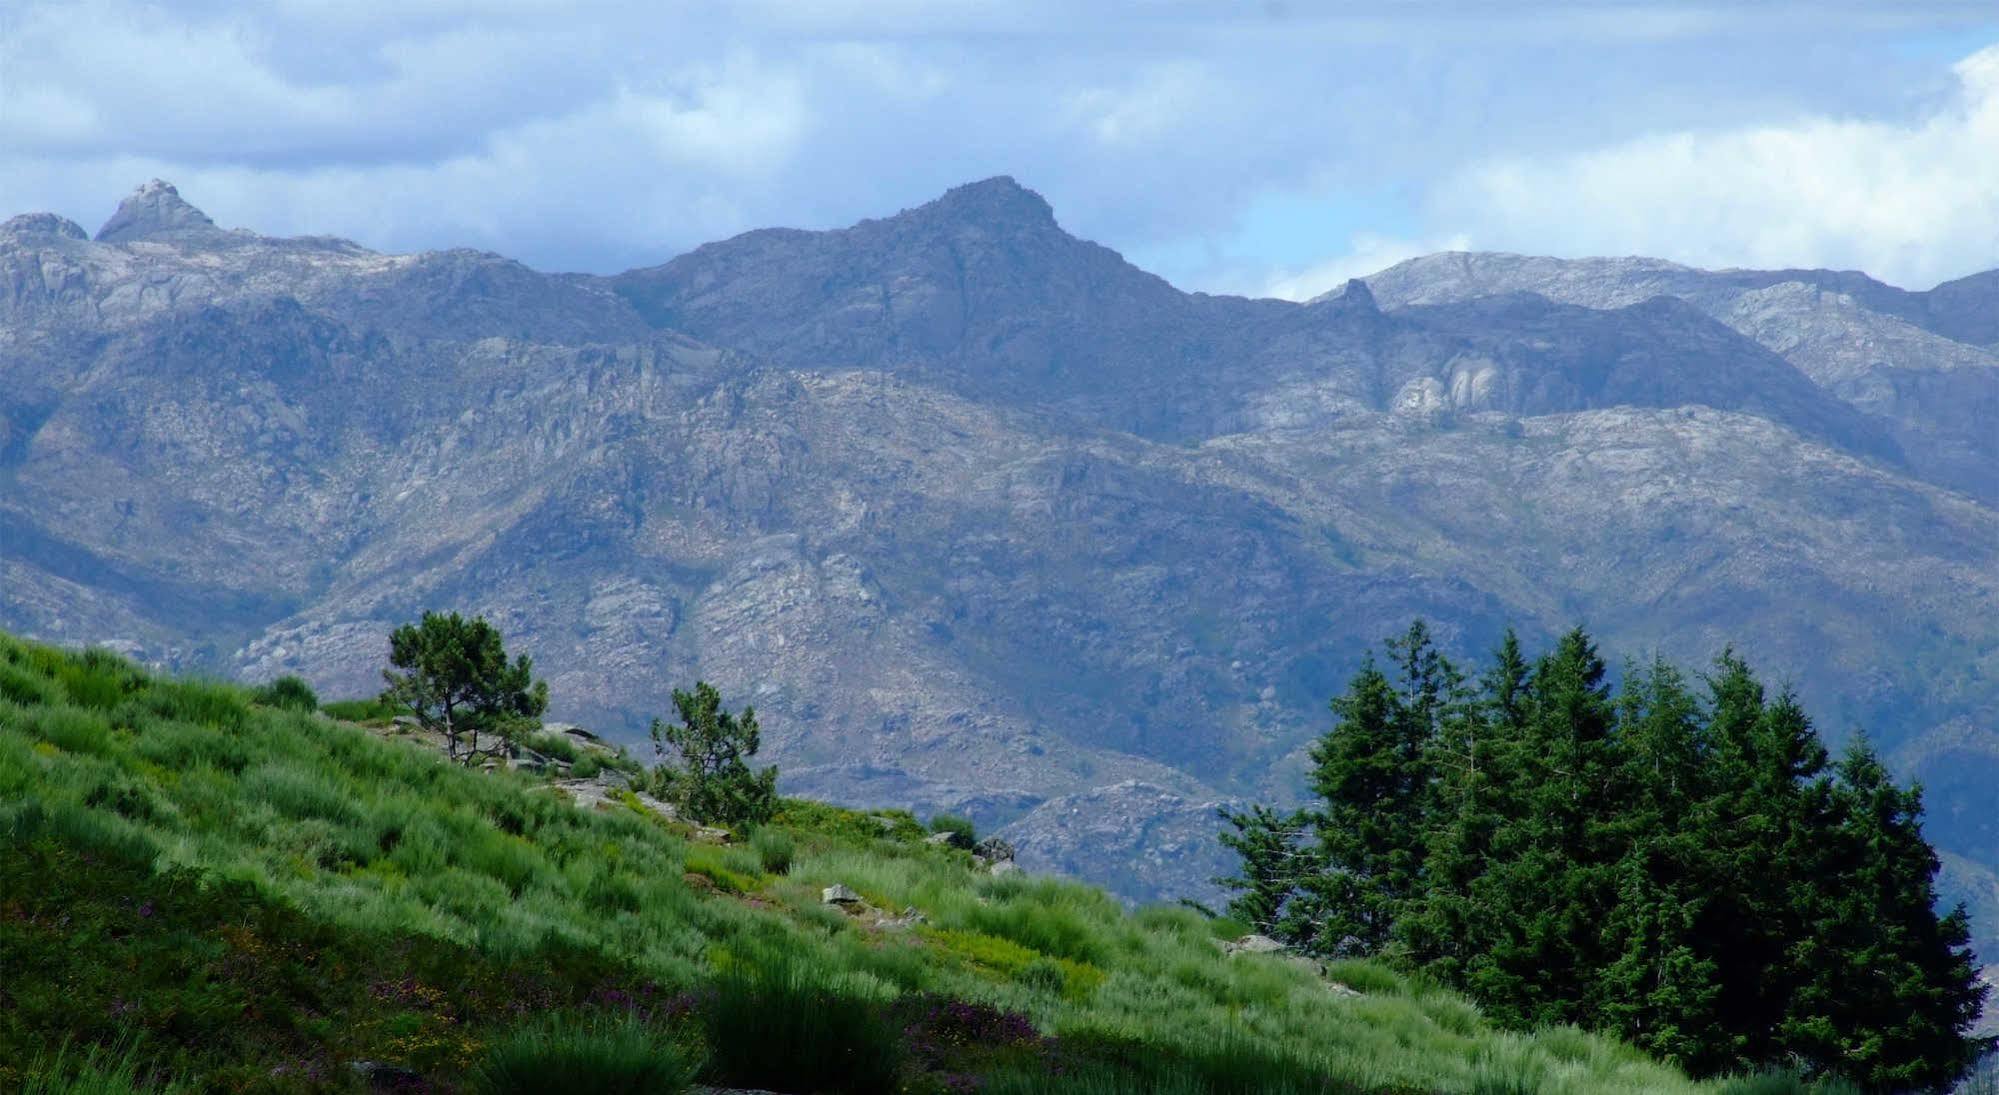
[469, 1011, 700, 1095]
[928, 813, 977, 847]
[250, 676, 319, 712]
[750, 827, 796, 875]
[522, 731, 581, 764]
[321, 695, 403, 723]
[699, 960, 905, 1094]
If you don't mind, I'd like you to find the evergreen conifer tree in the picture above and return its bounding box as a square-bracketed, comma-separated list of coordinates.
[1781, 735, 1986, 1091]
[1214, 804, 1313, 938]
[1298, 625, 1442, 956]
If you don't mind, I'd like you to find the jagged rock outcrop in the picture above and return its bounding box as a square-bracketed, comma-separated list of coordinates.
[3, 180, 1997, 946]
[95, 179, 222, 243]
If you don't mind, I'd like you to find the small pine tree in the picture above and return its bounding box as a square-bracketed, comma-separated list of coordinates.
[651, 681, 777, 826]
[1213, 804, 1313, 938]
[381, 612, 547, 765]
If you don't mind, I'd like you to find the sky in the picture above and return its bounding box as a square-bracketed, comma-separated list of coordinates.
[2, 1, 1997, 299]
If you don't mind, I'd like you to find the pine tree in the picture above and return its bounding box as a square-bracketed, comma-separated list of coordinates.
[1596, 657, 1728, 1069]
[380, 611, 548, 765]
[1213, 804, 1313, 938]
[1215, 627, 1985, 1088]
[1781, 735, 1986, 1091]
[650, 681, 778, 826]
[1696, 666, 1835, 1070]
[1396, 631, 1511, 979]
[1466, 628, 1620, 1029]
[1297, 624, 1444, 956]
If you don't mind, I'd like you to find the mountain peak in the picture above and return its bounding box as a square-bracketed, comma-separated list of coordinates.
[0, 212, 89, 242]
[96, 179, 221, 244]
[916, 176, 1057, 230]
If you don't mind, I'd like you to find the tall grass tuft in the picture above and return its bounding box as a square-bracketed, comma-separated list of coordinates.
[750, 825, 796, 875]
[699, 959, 906, 1094]
[468, 1011, 700, 1095]
[20, 1040, 188, 1095]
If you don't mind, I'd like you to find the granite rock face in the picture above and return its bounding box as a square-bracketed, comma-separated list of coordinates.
[4, 181, 1997, 944]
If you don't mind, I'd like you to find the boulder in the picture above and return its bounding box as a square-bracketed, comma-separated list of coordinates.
[988, 860, 1022, 877]
[1224, 934, 1288, 957]
[822, 884, 863, 906]
[973, 835, 1016, 863]
[926, 830, 972, 850]
[349, 1060, 426, 1091]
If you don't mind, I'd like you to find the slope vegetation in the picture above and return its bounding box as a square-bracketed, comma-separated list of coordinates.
[0, 633, 1792, 1093]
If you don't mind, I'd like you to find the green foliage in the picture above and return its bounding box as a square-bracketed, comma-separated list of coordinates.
[928, 812, 978, 846]
[469, 1011, 701, 1095]
[1224, 622, 1988, 1089]
[750, 825, 797, 874]
[0, 630, 1727, 1095]
[698, 959, 906, 1094]
[1213, 803, 1311, 935]
[250, 674, 319, 712]
[381, 611, 548, 764]
[521, 730, 581, 764]
[1295, 622, 1456, 957]
[649, 681, 777, 826]
[18, 1041, 188, 1095]
[321, 694, 403, 723]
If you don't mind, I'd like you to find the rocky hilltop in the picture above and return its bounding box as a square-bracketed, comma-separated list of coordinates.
[2, 180, 1995, 945]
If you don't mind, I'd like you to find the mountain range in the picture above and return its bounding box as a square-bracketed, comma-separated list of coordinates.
[3, 178, 1995, 957]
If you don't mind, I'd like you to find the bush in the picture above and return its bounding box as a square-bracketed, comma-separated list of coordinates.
[928, 813, 977, 847]
[321, 695, 403, 723]
[750, 827, 796, 875]
[251, 676, 319, 712]
[469, 1011, 700, 1095]
[522, 731, 581, 764]
[699, 961, 905, 1094]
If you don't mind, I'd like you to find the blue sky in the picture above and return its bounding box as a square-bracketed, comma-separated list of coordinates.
[2, 2, 1996, 296]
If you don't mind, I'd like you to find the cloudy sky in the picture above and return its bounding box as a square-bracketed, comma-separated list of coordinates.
[3, 1, 1996, 298]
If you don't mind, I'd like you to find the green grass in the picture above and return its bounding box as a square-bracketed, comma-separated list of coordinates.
[699, 957, 907, 1093]
[19, 1041, 189, 1095]
[0, 633, 1778, 1093]
[469, 1011, 702, 1095]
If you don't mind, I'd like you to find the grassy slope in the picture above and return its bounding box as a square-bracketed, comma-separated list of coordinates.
[0, 633, 1739, 1094]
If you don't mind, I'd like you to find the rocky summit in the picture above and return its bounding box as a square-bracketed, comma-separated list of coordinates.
[3, 179, 1996, 942]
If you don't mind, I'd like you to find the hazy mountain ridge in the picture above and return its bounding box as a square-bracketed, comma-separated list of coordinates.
[3, 179, 1995, 956]
[1350, 251, 1999, 501]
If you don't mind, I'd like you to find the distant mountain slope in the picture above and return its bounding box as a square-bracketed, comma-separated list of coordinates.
[1350, 251, 1999, 501]
[3, 180, 1995, 963]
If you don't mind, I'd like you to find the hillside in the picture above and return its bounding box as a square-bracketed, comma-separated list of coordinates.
[0, 631, 1809, 1093]
[2, 179, 1996, 955]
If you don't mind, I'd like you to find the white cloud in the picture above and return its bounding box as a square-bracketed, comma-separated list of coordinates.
[1433, 43, 1999, 289]
[1, 0, 1995, 288]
